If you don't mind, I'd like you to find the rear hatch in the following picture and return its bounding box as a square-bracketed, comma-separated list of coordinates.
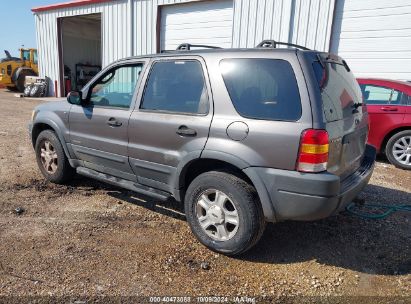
[311, 53, 369, 180]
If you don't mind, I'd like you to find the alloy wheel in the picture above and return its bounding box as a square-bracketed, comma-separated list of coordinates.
[40, 140, 58, 174]
[195, 189, 239, 241]
[392, 135, 411, 166]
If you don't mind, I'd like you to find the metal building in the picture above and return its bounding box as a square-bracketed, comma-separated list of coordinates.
[32, 0, 411, 97]
[330, 0, 411, 80]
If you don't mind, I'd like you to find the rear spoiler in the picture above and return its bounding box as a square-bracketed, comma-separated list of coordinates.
[318, 53, 351, 72]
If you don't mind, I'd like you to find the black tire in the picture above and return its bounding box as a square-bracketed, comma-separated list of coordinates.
[184, 171, 265, 256]
[385, 130, 411, 170]
[16, 69, 36, 92]
[35, 130, 75, 183]
[38, 84, 46, 97]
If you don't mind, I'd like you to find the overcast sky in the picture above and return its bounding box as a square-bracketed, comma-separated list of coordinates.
[0, 0, 62, 58]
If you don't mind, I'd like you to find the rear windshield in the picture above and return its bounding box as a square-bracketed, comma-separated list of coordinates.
[313, 57, 362, 122]
[220, 59, 301, 121]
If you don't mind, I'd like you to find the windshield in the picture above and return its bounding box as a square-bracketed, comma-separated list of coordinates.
[21, 50, 30, 61]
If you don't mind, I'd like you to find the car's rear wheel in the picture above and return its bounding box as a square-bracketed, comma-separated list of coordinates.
[35, 130, 75, 183]
[386, 130, 411, 170]
[184, 171, 265, 256]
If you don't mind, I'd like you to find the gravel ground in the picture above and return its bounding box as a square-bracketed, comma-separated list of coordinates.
[0, 89, 410, 303]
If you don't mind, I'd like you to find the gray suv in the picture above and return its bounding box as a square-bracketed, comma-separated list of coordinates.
[29, 41, 376, 255]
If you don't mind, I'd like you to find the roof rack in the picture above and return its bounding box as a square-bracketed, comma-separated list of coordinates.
[176, 43, 222, 51]
[256, 40, 310, 51]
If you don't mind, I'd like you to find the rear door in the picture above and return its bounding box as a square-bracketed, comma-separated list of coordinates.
[128, 57, 212, 193]
[313, 54, 369, 179]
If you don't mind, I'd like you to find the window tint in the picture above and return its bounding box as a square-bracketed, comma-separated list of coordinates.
[360, 84, 402, 105]
[320, 62, 362, 122]
[89, 64, 143, 109]
[141, 60, 208, 114]
[312, 61, 326, 88]
[220, 59, 301, 121]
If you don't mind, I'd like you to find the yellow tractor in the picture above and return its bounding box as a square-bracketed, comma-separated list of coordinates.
[0, 48, 39, 92]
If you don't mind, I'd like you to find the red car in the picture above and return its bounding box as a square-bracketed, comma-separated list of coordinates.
[357, 78, 411, 170]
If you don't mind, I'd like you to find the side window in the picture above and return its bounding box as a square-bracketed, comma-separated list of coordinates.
[33, 50, 38, 65]
[140, 60, 208, 114]
[89, 64, 143, 109]
[361, 84, 402, 105]
[220, 59, 301, 121]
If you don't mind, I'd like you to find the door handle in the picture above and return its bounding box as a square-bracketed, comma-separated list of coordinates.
[107, 117, 122, 127]
[176, 125, 197, 137]
[381, 106, 398, 112]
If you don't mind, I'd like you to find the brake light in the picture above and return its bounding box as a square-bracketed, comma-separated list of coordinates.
[297, 129, 329, 173]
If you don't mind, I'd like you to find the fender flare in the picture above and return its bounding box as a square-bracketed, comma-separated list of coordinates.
[32, 118, 71, 159]
[175, 150, 277, 221]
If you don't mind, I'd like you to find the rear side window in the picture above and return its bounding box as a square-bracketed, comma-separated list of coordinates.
[360, 84, 403, 105]
[141, 60, 208, 114]
[220, 59, 301, 121]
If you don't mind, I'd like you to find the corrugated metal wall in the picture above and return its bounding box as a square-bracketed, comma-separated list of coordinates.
[34, 0, 335, 96]
[231, 0, 335, 50]
[330, 0, 411, 80]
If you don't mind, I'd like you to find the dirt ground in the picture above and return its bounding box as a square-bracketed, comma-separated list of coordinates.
[0, 89, 409, 303]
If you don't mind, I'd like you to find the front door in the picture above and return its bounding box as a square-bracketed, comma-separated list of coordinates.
[69, 62, 145, 180]
[128, 57, 213, 192]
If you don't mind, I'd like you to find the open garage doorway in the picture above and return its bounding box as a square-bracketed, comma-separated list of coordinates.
[58, 13, 102, 96]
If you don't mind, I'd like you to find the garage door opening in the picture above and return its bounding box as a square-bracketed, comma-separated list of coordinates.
[58, 13, 102, 96]
[159, 0, 234, 52]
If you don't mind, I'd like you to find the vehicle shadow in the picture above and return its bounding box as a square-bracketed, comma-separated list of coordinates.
[107, 189, 186, 221]
[71, 177, 410, 275]
[241, 184, 411, 275]
[376, 154, 390, 165]
[68, 176, 187, 221]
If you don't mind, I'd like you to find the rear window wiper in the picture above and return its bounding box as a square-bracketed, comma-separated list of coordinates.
[352, 102, 363, 109]
[323, 55, 351, 72]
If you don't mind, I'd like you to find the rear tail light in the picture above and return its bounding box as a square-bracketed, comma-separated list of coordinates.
[297, 129, 329, 173]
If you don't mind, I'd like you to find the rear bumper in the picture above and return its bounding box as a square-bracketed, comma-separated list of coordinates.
[247, 144, 376, 221]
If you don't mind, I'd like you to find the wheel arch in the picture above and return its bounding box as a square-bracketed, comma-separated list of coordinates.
[31, 120, 71, 159]
[176, 152, 276, 221]
[12, 67, 36, 83]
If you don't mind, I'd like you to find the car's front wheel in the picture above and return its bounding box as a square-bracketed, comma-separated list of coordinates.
[184, 171, 265, 256]
[35, 130, 75, 183]
[386, 130, 411, 170]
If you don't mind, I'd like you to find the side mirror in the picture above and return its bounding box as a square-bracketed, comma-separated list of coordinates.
[363, 91, 370, 101]
[67, 91, 82, 105]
